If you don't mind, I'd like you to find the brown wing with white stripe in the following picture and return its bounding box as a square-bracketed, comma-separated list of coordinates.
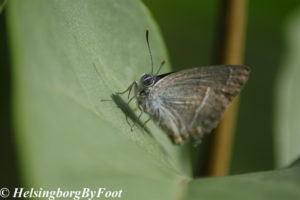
[151, 65, 249, 144]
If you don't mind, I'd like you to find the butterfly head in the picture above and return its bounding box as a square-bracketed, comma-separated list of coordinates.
[140, 74, 156, 87]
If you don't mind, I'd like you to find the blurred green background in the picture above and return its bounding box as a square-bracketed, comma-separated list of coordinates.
[0, 2, 20, 187]
[1, 0, 300, 189]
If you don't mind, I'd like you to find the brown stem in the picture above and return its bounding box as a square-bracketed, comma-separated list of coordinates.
[207, 0, 248, 176]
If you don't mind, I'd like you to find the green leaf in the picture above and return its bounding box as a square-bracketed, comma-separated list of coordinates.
[186, 166, 300, 200]
[8, 0, 190, 199]
[274, 8, 300, 167]
[8, 0, 300, 199]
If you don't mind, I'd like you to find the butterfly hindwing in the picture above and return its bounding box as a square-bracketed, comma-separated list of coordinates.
[149, 65, 249, 144]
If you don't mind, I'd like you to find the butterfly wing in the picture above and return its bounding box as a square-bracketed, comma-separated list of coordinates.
[150, 65, 249, 144]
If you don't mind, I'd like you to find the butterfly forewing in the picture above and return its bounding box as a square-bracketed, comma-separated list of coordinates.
[149, 65, 249, 144]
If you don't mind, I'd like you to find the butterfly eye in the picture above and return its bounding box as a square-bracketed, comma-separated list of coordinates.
[141, 74, 155, 86]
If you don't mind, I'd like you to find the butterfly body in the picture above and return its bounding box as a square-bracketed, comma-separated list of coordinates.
[135, 65, 249, 145]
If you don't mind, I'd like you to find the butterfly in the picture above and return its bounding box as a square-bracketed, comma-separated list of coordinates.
[116, 29, 249, 145]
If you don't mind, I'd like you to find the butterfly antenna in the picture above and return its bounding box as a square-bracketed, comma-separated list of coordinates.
[146, 28, 154, 74]
[155, 59, 167, 75]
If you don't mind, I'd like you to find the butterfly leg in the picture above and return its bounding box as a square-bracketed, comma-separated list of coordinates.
[116, 82, 139, 107]
[127, 81, 138, 99]
[127, 95, 136, 105]
[130, 110, 144, 131]
[116, 82, 140, 131]
[115, 81, 138, 99]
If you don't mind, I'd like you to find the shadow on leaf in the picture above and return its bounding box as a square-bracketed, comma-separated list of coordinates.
[110, 94, 151, 136]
